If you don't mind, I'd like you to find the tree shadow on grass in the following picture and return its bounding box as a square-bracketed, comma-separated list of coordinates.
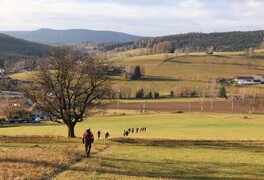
[139, 76, 177, 81]
[0, 122, 64, 128]
[0, 125, 19, 128]
[100, 139, 264, 179]
[0, 158, 64, 169]
[0, 135, 76, 144]
[167, 59, 193, 64]
[111, 138, 264, 153]
[251, 55, 264, 60]
[212, 55, 231, 58]
[97, 157, 263, 179]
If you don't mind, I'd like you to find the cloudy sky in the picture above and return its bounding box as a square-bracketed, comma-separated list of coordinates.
[0, 0, 263, 36]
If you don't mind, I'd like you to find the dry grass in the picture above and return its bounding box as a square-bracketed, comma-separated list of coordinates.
[53, 141, 113, 180]
[0, 136, 83, 179]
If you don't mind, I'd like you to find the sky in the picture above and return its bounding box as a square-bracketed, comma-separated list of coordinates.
[0, 0, 264, 37]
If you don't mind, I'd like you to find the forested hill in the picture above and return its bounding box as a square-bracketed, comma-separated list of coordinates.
[97, 30, 264, 53]
[0, 33, 51, 67]
[1, 28, 143, 44]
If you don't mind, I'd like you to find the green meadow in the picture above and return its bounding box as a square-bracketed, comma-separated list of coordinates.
[1, 113, 264, 179]
[1, 113, 264, 140]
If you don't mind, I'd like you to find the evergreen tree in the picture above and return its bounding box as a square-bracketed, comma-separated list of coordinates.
[131, 65, 142, 80]
[154, 92, 159, 98]
[218, 86, 227, 98]
[190, 90, 197, 97]
[170, 90, 174, 97]
[148, 91, 152, 98]
[135, 88, 144, 98]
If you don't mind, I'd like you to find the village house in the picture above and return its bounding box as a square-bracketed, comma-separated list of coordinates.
[234, 75, 264, 85]
[0, 68, 5, 75]
[0, 90, 24, 98]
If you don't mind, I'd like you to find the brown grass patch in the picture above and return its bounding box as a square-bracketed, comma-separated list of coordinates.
[0, 136, 83, 179]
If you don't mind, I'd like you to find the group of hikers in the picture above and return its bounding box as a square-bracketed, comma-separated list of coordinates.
[82, 126, 147, 157]
[123, 127, 147, 136]
[82, 128, 110, 157]
[96, 129, 110, 140]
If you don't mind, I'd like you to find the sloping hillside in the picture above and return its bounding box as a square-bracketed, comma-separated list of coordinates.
[1, 28, 143, 44]
[97, 30, 264, 52]
[0, 33, 51, 56]
[0, 33, 51, 67]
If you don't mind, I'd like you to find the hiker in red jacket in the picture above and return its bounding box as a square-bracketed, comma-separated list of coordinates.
[82, 128, 94, 157]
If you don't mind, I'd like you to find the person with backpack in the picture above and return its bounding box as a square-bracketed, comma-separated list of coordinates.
[82, 128, 94, 157]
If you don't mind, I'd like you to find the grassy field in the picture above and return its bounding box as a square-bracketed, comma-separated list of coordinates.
[4, 50, 264, 178]
[112, 50, 264, 96]
[10, 50, 264, 97]
[94, 139, 264, 179]
[111, 51, 264, 80]
[1, 113, 264, 140]
[0, 113, 264, 179]
[0, 136, 110, 179]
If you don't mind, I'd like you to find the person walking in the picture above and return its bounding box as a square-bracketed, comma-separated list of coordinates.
[97, 130, 101, 139]
[105, 131, 110, 139]
[82, 128, 94, 157]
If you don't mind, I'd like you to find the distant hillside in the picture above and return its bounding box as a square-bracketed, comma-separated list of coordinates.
[1, 28, 143, 44]
[97, 30, 264, 53]
[0, 33, 51, 67]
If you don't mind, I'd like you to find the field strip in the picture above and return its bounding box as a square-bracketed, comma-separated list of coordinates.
[51, 144, 112, 180]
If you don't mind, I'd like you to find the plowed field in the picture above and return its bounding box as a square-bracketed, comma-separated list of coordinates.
[108, 100, 264, 114]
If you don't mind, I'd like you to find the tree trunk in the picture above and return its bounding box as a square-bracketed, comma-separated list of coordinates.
[67, 122, 76, 138]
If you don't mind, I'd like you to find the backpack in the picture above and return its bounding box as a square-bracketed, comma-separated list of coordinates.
[84, 132, 94, 143]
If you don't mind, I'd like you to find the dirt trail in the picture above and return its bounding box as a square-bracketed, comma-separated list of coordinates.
[51, 143, 111, 180]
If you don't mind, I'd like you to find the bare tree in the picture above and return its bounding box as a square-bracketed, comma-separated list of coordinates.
[251, 90, 260, 113]
[240, 89, 246, 113]
[252, 91, 256, 113]
[210, 79, 216, 112]
[245, 47, 254, 58]
[260, 38, 264, 49]
[230, 92, 235, 113]
[1, 104, 30, 119]
[184, 46, 189, 56]
[206, 46, 214, 55]
[21, 47, 112, 137]
[198, 86, 206, 112]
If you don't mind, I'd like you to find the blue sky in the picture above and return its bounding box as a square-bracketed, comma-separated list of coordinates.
[0, 0, 263, 36]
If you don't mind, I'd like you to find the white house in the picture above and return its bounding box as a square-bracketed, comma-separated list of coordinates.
[31, 109, 54, 120]
[234, 76, 254, 85]
[0, 91, 24, 98]
[259, 76, 264, 84]
[0, 68, 4, 75]
[234, 76, 263, 85]
[107, 65, 115, 72]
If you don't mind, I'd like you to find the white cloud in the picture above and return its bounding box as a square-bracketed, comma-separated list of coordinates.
[0, 0, 263, 36]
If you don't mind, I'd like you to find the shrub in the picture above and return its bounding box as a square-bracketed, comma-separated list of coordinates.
[170, 90, 174, 97]
[218, 86, 227, 98]
[135, 88, 144, 98]
[154, 92, 159, 98]
[190, 91, 197, 97]
[130, 65, 142, 80]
